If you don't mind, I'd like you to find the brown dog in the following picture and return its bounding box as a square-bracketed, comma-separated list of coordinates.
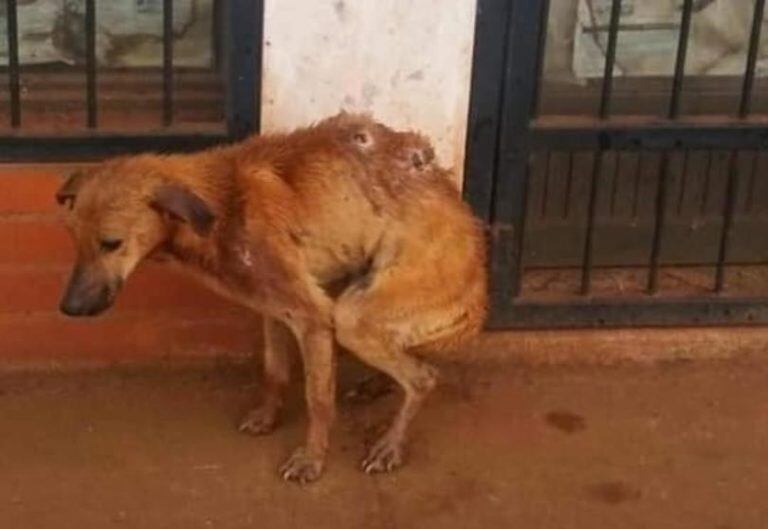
[56, 112, 487, 483]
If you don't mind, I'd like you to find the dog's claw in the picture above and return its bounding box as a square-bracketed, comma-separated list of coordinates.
[238, 406, 279, 436]
[362, 435, 405, 474]
[280, 448, 325, 484]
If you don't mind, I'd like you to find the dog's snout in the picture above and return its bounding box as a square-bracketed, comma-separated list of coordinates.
[59, 267, 117, 317]
[59, 289, 109, 316]
[59, 294, 87, 316]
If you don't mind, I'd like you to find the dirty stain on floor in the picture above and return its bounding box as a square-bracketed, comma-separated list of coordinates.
[1, 358, 766, 528]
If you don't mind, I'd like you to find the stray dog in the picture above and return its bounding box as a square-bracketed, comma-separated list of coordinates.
[56, 112, 488, 483]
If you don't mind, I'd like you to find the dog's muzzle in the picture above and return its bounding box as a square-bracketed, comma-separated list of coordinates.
[59, 266, 121, 317]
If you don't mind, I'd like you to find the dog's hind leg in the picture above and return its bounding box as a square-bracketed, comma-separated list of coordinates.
[333, 245, 483, 473]
[239, 317, 294, 435]
[334, 288, 442, 474]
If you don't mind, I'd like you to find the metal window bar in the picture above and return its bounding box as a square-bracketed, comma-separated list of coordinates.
[712, 0, 767, 292]
[562, 152, 574, 218]
[510, 0, 550, 295]
[5, 0, 21, 128]
[580, 0, 623, 295]
[463, 0, 516, 224]
[85, 0, 97, 128]
[0, 0, 262, 162]
[714, 0, 765, 293]
[465, 0, 768, 328]
[486, 0, 551, 321]
[163, 0, 174, 127]
[647, 0, 695, 294]
[531, 0, 551, 119]
[715, 150, 741, 292]
[225, 0, 261, 140]
[740, 0, 766, 118]
[489, 298, 768, 329]
[529, 121, 768, 151]
[713, 2, 767, 291]
[667, 0, 695, 120]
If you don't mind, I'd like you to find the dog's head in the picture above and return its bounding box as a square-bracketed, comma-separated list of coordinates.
[56, 157, 214, 316]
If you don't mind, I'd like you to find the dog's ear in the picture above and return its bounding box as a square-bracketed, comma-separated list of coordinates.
[56, 171, 86, 209]
[150, 184, 215, 236]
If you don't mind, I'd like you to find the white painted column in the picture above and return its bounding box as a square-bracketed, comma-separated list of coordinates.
[261, 0, 477, 186]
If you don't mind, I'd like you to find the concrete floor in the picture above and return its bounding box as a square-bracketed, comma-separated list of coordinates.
[1, 358, 767, 529]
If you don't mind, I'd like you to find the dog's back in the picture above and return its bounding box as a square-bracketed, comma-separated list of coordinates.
[229, 113, 487, 355]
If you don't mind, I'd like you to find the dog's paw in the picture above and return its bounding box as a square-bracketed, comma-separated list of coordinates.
[361, 434, 405, 474]
[280, 447, 325, 484]
[238, 406, 279, 436]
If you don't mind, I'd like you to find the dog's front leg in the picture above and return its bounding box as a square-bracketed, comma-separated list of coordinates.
[239, 317, 294, 435]
[279, 322, 336, 484]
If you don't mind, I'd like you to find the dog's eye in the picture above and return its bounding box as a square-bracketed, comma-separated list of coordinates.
[99, 238, 123, 253]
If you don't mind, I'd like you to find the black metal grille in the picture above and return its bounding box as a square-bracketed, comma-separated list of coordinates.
[1, 0, 262, 161]
[465, 0, 768, 328]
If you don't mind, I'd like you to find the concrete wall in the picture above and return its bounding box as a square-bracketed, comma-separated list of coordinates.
[261, 0, 477, 185]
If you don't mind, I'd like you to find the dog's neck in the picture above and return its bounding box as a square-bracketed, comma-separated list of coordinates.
[159, 149, 244, 278]
[151, 146, 298, 312]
